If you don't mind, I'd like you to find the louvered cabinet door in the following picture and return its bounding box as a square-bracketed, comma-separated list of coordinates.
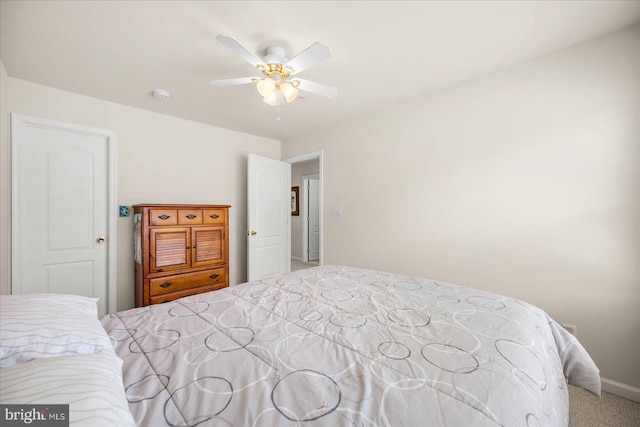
[191, 226, 227, 267]
[149, 228, 191, 273]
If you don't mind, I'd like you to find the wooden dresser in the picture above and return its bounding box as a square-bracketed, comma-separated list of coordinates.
[133, 204, 230, 307]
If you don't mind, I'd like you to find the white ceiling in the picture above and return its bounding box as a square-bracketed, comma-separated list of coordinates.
[2, 1, 639, 141]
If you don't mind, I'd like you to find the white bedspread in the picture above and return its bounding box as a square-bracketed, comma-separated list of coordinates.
[101, 265, 600, 426]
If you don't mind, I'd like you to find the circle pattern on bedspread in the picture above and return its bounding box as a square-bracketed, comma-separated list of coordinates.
[271, 370, 341, 422]
[466, 296, 505, 310]
[392, 277, 424, 291]
[145, 348, 176, 373]
[342, 271, 365, 278]
[425, 322, 481, 354]
[129, 329, 180, 353]
[164, 377, 233, 425]
[387, 308, 430, 327]
[379, 341, 411, 360]
[126, 374, 169, 403]
[433, 280, 463, 289]
[169, 302, 209, 317]
[277, 276, 303, 286]
[299, 309, 323, 322]
[329, 311, 367, 328]
[421, 343, 479, 373]
[526, 413, 542, 427]
[437, 295, 460, 304]
[250, 289, 270, 298]
[205, 327, 255, 352]
[273, 291, 304, 303]
[495, 339, 547, 390]
[321, 289, 353, 302]
[454, 311, 533, 346]
[108, 328, 136, 342]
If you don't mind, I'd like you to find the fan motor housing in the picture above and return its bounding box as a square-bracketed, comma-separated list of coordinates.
[263, 46, 288, 65]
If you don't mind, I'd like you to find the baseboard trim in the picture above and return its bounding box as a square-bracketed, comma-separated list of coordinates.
[291, 256, 303, 261]
[601, 377, 640, 402]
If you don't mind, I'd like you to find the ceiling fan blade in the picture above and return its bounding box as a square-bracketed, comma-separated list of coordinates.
[294, 78, 337, 98]
[285, 42, 331, 75]
[216, 35, 266, 69]
[210, 77, 257, 87]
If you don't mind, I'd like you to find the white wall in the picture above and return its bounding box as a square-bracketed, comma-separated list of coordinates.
[2, 77, 281, 310]
[282, 26, 640, 389]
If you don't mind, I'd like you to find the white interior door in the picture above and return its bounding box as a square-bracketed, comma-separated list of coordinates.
[302, 176, 320, 262]
[11, 114, 117, 315]
[307, 178, 320, 261]
[247, 153, 291, 281]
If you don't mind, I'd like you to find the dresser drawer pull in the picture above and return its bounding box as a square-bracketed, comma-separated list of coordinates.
[209, 274, 219, 279]
[209, 214, 220, 219]
[185, 246, 191, 249]
[186, 214, 197, 219]
[159, 281, 173, 288]
[158, 214, 171, 220]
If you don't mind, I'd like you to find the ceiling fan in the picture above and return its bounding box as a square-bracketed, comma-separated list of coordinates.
[211, 35, 337, 107]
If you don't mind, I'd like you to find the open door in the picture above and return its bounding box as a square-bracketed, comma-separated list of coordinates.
[247, 154, 291, 281]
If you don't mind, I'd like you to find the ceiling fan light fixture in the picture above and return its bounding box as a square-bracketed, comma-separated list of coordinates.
[212, 35, 337, 110]
[280, 81, 299, 103]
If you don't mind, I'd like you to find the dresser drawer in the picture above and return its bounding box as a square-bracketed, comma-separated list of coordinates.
[203, 208, 227, 225]
[179, 209, 203, 225]
[149, 209, 178, 226]
[150, 267, 227, 296]
[149, 282, 227, 305]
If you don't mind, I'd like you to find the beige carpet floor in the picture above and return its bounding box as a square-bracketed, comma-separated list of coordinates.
[291, 259, 319, 271]
[569, 385, 639, 427]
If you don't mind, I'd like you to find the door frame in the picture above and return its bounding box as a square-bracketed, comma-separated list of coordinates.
[284, 151, 323, 266]
[11, 114, 118, 312]
[302, 174, 319, 262]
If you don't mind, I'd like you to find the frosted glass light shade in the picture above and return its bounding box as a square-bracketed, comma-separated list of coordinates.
[257, 78, 277, 97]
[280, 81, 299, 103]
[263, 92, 279, 106]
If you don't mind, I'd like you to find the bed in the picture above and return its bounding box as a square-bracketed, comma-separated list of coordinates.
[1, 265, 600, 426]
[0, 266, 600, 427]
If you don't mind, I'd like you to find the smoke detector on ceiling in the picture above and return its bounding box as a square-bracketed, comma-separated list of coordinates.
[152, 89, 170, 100]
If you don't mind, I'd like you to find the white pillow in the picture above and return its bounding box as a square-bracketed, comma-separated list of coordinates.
[0, 352, 136, 426]
[0, 293, 116, 367]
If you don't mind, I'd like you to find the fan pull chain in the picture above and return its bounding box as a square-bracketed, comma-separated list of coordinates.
[275, 95, 281, 123]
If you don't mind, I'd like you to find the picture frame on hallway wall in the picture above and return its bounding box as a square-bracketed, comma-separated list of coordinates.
[291, 187, 299, 216]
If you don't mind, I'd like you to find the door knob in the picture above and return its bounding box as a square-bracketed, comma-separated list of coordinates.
[96, 236, 106, 243]
[249, 231, 257, 236]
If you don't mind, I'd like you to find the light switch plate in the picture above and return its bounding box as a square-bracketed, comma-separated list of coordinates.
[119, 205, 130, 217]
[331, 205, 343, 216]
